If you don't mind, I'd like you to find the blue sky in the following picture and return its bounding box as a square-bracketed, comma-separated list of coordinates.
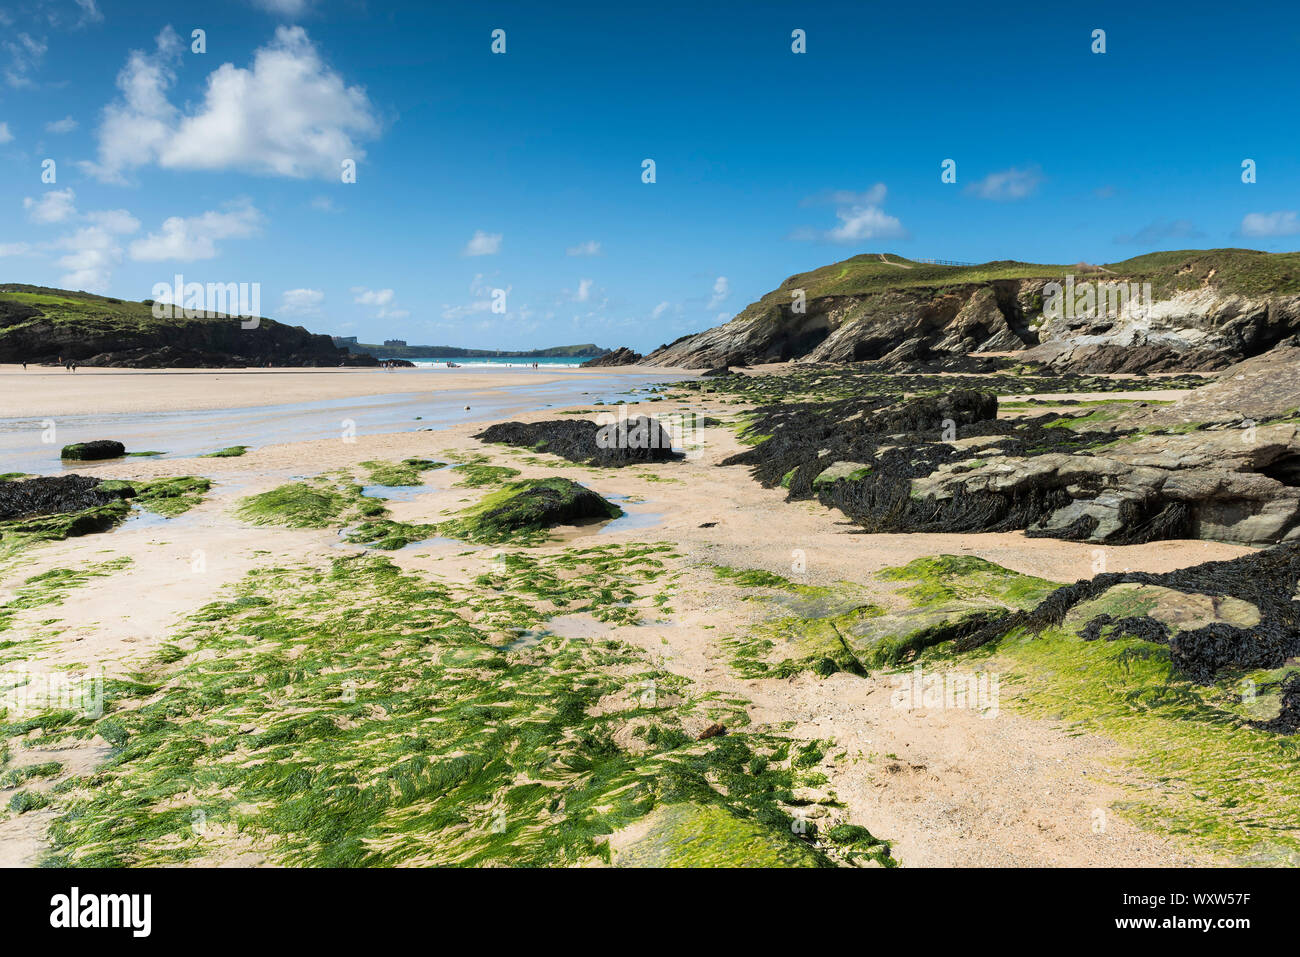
[1, 0, 1298, 351]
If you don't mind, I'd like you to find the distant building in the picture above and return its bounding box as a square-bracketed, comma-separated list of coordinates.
[333, 336, 358, 345]
[383, 339, 407, 347]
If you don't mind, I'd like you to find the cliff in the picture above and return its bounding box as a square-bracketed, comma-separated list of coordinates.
[644, 249, 1300, 373]
[0, 284, 375, 367]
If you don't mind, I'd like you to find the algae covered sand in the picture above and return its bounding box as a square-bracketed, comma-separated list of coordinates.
[34, 547, 871, 868]
[2, 359, 1295, 870]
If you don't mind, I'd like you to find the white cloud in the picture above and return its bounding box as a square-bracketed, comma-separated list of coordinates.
[45, 115, 77, 134]
[0, 242, 31, 256]
[827, 205, 908, 242]
[351, 286, 407, 319]
[74, 0, 104, 26]
[280, 287, 324, 316]
[464, 229, 502, 256]
[24, 188, 77, 224]
[441, 274, 512, 321]
[566, 240, 601, 257]
[708, 276, 729, 309]
[967, 166, 1043, 201]
[85, 25, 379, 182]
[128, 201, 262, 261]
[793, 182, 908, 243]
[20, 193, 141, 290]
[651, 301, 672, 319]
[310, 195, 336, 212]
[252, 0, 313, 15]
[801, 185, 888, 207]
[86, 209, 142, 234]
[352, 287, 393, 307]
[57, 226, 127, 293]
[1240, 211, 1300, 238]
[5, 33, 47, 88]
[0, 122, 12, 143]
[574, 278, 594, 302]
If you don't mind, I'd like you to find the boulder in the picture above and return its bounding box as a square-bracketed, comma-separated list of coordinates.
[60, 440, 126, 461]
[461, 478, 622, 542]
[580, 347, 643, 367]
[0, 474, 130, 521]
[475, 417, 680, 467]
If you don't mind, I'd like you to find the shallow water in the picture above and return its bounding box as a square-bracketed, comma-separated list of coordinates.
[0, 371, 680, 475]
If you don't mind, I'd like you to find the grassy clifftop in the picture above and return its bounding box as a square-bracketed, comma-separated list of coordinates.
[750, 248, 1300, 307]
[0, 283, 366, 367]
[0, 284, 264, 334]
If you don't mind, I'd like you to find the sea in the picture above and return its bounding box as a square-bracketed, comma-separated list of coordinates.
[0, 368, 682, 476]
[395, 356, 599, 369]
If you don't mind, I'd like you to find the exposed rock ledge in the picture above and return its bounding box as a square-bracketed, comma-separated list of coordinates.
[643, 251, 1300, 374]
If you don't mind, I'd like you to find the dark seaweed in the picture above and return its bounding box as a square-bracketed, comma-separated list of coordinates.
[476, 417, 681, 467]
[0, 474, 130, 521]
[60, 440, 126, 461]
[954, 543, 1300, 687]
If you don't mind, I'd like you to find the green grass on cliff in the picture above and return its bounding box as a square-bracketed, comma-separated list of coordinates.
[726, 248, 1300, 324]
[0, 285, 262, 333]
[0, 284, 296, 363]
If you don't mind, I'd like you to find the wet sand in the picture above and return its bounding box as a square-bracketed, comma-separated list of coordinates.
[0, 363, 684, 417]
[0, 367, 1253, 867]
[0, 364, 687, 475]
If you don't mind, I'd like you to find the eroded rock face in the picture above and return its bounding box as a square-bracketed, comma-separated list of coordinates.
[913, 425, 1300, 546]
[643, 258, 1300, 373]
[724, 374, 1300, 547]
[580, 347, 642, 367]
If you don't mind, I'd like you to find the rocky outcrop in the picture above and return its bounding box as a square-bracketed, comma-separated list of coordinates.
[722, 365, 1300, 547]
[952, 542, 1300, 686]
[1125, 341, 1300, 428]
[644, 250, 1300, 373]
[61, 440, 125, 461]
[476, 417, 681, 466]
[0, 285, 377, 368]
[912, 424, 1300, 546]
[581, 347, 642, 367]
[0, 474, 129, 521]
[464, 478, 622, 540]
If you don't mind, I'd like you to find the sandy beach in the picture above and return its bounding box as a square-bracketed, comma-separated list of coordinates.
[0, 364, 1266, 868]
[0, 363, 683, 417]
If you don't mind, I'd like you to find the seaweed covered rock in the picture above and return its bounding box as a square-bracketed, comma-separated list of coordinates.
[445, 477, 622, 543]
[0, 475, 134, 557]
[725, 384, 1300, 546]
[722, 390, 998, 496]
[61, 440, 126, 461]
[1259, 674, 1300, 733]
[475, 416, 681, 467]
[953, 542, 1300, 686]
[0, 473, 131, 521]
[580, 347, 642, 367]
